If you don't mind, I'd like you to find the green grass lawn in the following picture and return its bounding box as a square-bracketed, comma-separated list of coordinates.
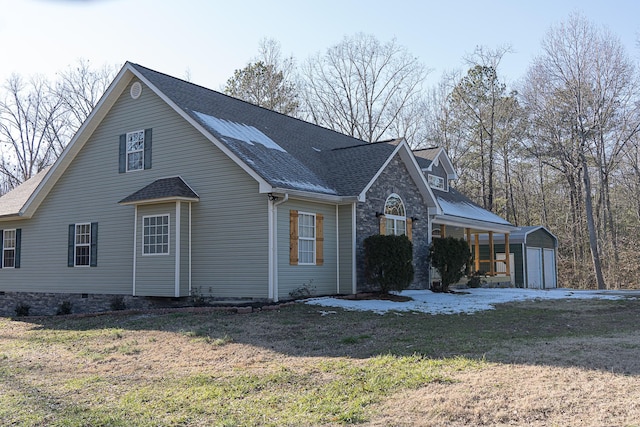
[1, 297, 640, 426]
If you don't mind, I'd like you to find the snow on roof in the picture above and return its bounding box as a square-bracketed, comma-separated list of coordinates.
[304, 288, 635, 315]
[437, 194, 511, 225]
[193, 111, 286, 152]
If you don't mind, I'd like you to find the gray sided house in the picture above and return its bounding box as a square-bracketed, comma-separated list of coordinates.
[0, 62, 518, 315]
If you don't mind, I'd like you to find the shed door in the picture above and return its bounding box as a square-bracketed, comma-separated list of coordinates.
[543, 248, 557, 289]
[526, 247, 543, 289]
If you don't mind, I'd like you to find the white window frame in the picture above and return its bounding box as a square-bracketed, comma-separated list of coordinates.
[298, 212, 316, 265]
[126, 130, 145, 172]
[142, 214, 170, 256]
[74, 223, 91, 267]
[384, 193, 407, 236]
[2, 229, 16, 269]
[428, 174, 446, 191]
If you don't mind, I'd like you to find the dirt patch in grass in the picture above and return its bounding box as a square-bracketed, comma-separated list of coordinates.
[2, 298, 640, 426]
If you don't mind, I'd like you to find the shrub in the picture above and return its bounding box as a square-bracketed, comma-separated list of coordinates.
[364, 234, 414, 293]
[56, 300, 73, 315]
[430, 237, 471, 292]
[14, 302, 30, 317]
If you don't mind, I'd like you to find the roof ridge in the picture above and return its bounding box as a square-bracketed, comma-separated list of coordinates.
[330, 140, 394, 152]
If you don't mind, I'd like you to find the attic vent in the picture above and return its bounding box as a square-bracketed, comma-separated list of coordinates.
[130, 82, 142, 99]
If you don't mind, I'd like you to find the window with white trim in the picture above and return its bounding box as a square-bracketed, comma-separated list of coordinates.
[298, 212, 316, 264]
[75, 223, 91, 266]
[126, 130, 145, 171]
[2, 229, 16, 268]
[428, 174, 445, 190]
[384, 194, 407, 236]
[143, 214, 169, 255]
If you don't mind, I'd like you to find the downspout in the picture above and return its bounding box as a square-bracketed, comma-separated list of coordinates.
[189, 202, 192, 296]
[336, 204, 340, 294]
[175, 201, 181, 298]
[269, 193, 288, 302]
[351, 202, 357, 294]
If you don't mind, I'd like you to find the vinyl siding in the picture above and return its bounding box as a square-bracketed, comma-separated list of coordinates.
[526, 229, 556, 249]
[277, 199, 337, 300]
[337, 204, 354, 294]
[0, 78, 268, 297]
[135, 204, 175, 297]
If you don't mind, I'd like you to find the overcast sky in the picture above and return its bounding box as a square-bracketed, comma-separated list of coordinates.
[1, 0, 639, 91]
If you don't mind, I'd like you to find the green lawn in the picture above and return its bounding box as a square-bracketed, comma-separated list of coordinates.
[1, 297, 640, 426]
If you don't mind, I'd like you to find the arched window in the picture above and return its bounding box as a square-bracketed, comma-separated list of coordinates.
[384, 194, 406, 236]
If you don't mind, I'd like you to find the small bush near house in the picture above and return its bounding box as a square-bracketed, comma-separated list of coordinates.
[14, 302, 30, 317]
[364, 234, 414, 293]
[430, 236, 471, 292]
[56, 300, 73, 315]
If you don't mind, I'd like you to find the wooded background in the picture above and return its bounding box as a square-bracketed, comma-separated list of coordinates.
[2, 13, 638, 289]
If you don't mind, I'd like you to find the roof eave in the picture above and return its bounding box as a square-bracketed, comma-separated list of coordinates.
[270, 188, 356, 204]
[119, 196, 200, 206]
[432, 214, 516, 233]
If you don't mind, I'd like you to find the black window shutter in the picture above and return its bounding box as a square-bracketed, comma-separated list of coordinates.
[90, 222, 98, 267]
[14, 229, 21, 268]
[68, 225, 75, 267]
[144, 128, 152, 170]
[0, 229, 3, 269]
[119, 134, 126, 173]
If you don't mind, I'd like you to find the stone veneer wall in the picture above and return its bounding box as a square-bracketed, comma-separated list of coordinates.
[355, 154, 431, 291]
[0, 291, 269, 317]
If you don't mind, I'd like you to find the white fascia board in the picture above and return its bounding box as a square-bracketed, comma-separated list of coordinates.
[20, 64, 136, 218]
[129, 66, 274, 194]
[432, 214, 517, 233]
[270, 188, 356, 204]
[358, 140, 441, 213]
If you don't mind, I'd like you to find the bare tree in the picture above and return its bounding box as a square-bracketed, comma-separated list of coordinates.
[55, 58, 118, 129]
[520, 13, 640, 289]
[0, 74, 65, 189]
[301, 33, 429, 143]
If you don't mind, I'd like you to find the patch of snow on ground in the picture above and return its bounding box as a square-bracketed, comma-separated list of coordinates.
[304, 288, 637, 315]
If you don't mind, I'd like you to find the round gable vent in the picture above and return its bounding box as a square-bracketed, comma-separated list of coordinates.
[130, 81, 142, 99]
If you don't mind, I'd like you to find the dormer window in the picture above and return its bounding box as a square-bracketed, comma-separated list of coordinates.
[428, 174, 445, 191]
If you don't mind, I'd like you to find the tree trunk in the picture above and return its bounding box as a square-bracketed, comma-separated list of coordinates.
[580, 150, 607, 289]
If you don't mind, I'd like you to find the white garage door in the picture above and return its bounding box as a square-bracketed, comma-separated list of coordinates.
[543, 248, 557, 288]
[526, 247, 543, 289]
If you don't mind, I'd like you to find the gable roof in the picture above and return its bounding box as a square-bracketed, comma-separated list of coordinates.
[119, 176, 199, 205]
[413, 147, 457, 180]
[130, 63, 414, 199]
[0, 62, 439, 219]
[0, 167, 50, 219]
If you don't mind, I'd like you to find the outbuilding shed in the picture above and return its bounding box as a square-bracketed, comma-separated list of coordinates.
[479, 226, 558, 289]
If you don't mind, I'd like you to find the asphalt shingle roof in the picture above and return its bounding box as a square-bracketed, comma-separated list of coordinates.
[119, 176, 199, 204]
[130, 63, 392, 197]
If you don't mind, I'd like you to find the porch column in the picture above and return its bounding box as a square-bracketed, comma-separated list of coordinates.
[504, 233, 511, 278]
[441, 224, 446, 238]
[474, 233, 480, 272]
[465, 228, 472, 248]
[489, 231, 495, 276]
